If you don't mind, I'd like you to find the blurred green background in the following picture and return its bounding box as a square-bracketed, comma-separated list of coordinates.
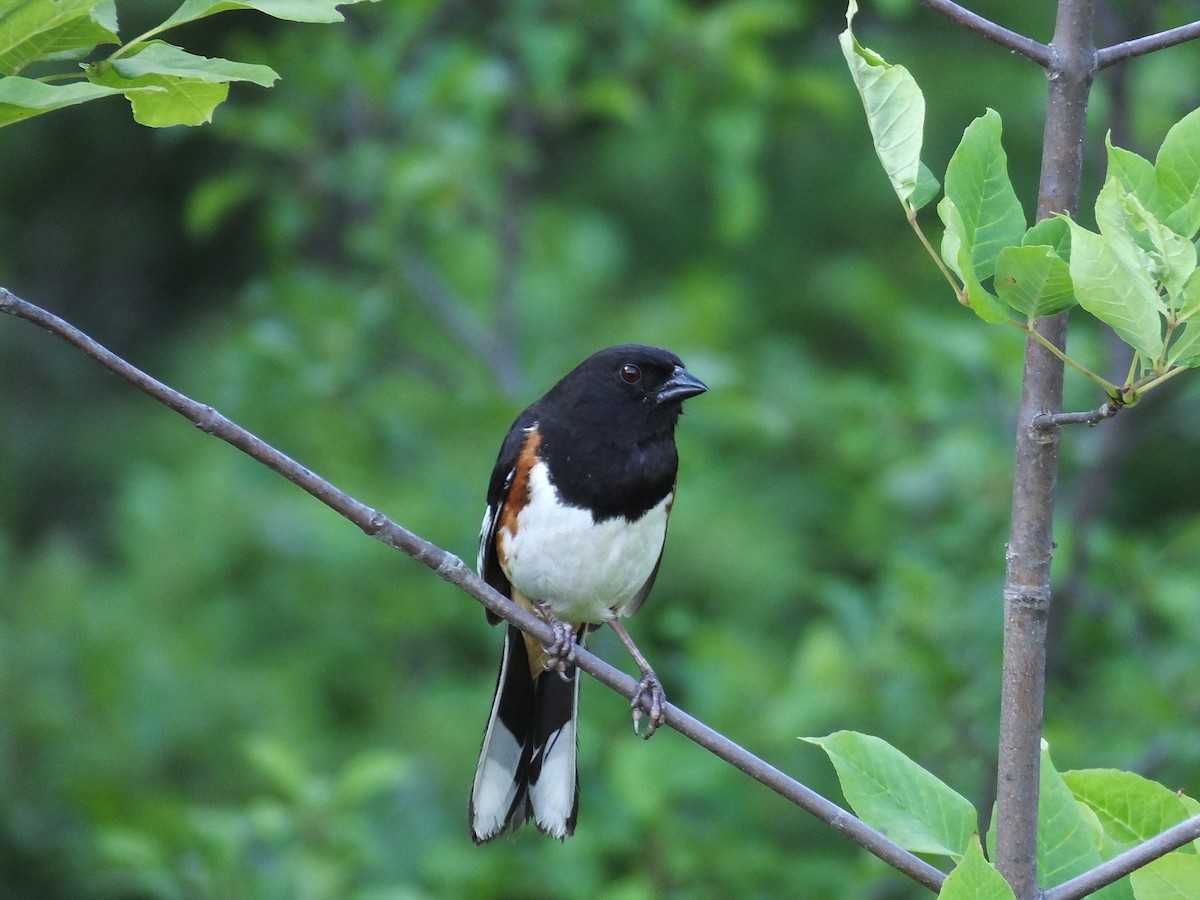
[2, 1, 1200, 897]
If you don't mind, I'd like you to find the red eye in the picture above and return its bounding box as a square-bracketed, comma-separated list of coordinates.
[620, 364, 642, 384]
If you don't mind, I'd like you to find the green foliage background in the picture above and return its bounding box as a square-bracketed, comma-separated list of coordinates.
[2, 1, 1200, 897]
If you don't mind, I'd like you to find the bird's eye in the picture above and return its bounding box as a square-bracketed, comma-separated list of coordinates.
[620, 364, 642, 384]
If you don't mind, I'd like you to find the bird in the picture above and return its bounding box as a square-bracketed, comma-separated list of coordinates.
[469, 344, 707, 843]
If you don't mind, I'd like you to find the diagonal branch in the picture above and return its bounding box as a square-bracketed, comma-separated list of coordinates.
[1043, 814, 1200, 900]
[917, 0, 1054, 67]
[401, 247, 524, 399]
[0, 286, 947, 895]
[1096, 20, 1200, 70]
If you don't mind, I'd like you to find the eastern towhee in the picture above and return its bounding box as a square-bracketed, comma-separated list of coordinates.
[469, 344, 707, 843]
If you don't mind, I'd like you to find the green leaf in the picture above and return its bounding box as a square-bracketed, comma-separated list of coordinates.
[0, 0, 118, 76]
[333, 750, 410, 807]
[108, 41, 278, 87]
[1038, 747, 1132, 899]
[245, 736, 311, 803]
[1155, 107, 1200, 236]
[1106, 134, 1167, 223]
[939, 835, 1017, 900]
[1024, 216, 1071, 259]
[1062, 769, 1196, 857]
[1095, 179, 1195, 309]
[1166, 322, 1200, 367]
[839, 0, 938, 211]
[939, 195, 1012, 323]
[1066, 218, 1164, 360]
[941, 108, 1027, 279]
[803, 730, 976, 859]
[159, 0, 377, 30]
[994, 245, 1076, 319]
[90, 60, 229, 126]
[1130, 853, 1200, 900]
[0, 73, 147, 127]
[910, 160, 941, 211]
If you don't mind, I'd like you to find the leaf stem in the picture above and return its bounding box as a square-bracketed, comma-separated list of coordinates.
[907, 208, 965, 303]
[1025, 325, 1119, 394]
[1133, 363, 1188, 394]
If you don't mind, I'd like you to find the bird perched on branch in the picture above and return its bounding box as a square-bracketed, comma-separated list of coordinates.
[469, 344, 707, 843]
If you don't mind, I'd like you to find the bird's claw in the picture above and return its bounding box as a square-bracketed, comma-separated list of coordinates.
[630, 670, 666, 739]
[541, 618, 577, 682]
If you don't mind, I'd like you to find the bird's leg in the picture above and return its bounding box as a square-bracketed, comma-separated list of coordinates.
[608, 618, 666, 738]
[533, 601, 577, 681]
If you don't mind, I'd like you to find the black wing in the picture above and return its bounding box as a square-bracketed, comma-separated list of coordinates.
[478, 408, 539, 624]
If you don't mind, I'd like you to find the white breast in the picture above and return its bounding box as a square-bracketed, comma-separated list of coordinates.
[498, 461, 671, 624]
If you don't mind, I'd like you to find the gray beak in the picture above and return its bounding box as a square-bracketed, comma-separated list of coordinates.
[655, 365, 708, 404]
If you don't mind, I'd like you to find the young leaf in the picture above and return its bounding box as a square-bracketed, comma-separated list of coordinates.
[939, 195, 1012, 323]
[839, 0, 938, 211]
[1155, 107, 1200, 237]
[994, 244, 1075, 319]
[158, 0, 377, 31]
[1106, 135, 1166, 223]
[1038, 746, 1130, 899]
[89, 60, 229, 127]
[0, 0, 119, 76]
[803, 730, 977, 859]
[1024, 216, 1071, 259]
[1062, 769, 1196, 856]
[939, 835, 1017, 900]
[1130, 853, 1200, 900]
[0, 74, 149, 127]
[941, 109, 1026, 279]
[1166, 322, 1200, 367]
[1066, 219, 1164, 361]
[1095, 179, 1195, 309]
[107, 41, 278, 87]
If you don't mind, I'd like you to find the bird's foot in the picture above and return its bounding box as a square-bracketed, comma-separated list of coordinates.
[631, 670, 667, 739]
[535, 603, 577, 681]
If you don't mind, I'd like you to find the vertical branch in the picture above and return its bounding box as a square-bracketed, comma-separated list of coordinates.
[994, 0, 1095, 896]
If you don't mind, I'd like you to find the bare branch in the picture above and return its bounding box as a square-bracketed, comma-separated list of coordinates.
[0, 286, 946, 895]
[917, 0, 1053, 67]
[1044, 815, 1200, 900]
[401, 248, 524, 398]
[1097, 20, 1200, 70]
[993, 0, 1096, 895]
[1031, 400, 1121, 430]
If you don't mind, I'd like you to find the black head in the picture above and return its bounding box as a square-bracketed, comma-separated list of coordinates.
[539, 344, 707, 445]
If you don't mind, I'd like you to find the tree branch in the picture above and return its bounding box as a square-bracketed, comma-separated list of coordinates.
[1096, 20, 1200, 70]
[992, 0, 1095, 896]
[0, 286, 946, 895]
[917, 0, 1054, 67]
[401, 247, 524, 399]
[1043, 815, 1200, 900]
[1031, 400, 1121, 430]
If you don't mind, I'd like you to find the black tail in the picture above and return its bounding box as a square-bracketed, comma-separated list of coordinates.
[469, 624, 581, 842]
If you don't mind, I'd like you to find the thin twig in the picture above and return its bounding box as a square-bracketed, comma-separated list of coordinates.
[1031, 401, 1121, 430]
[401, 248, 524, 398]
[1096, 20, 1200, 70]
[0, 286, 947, 895]
[917, 0, 1054, 67]
[1043, 815, 1200, 900]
